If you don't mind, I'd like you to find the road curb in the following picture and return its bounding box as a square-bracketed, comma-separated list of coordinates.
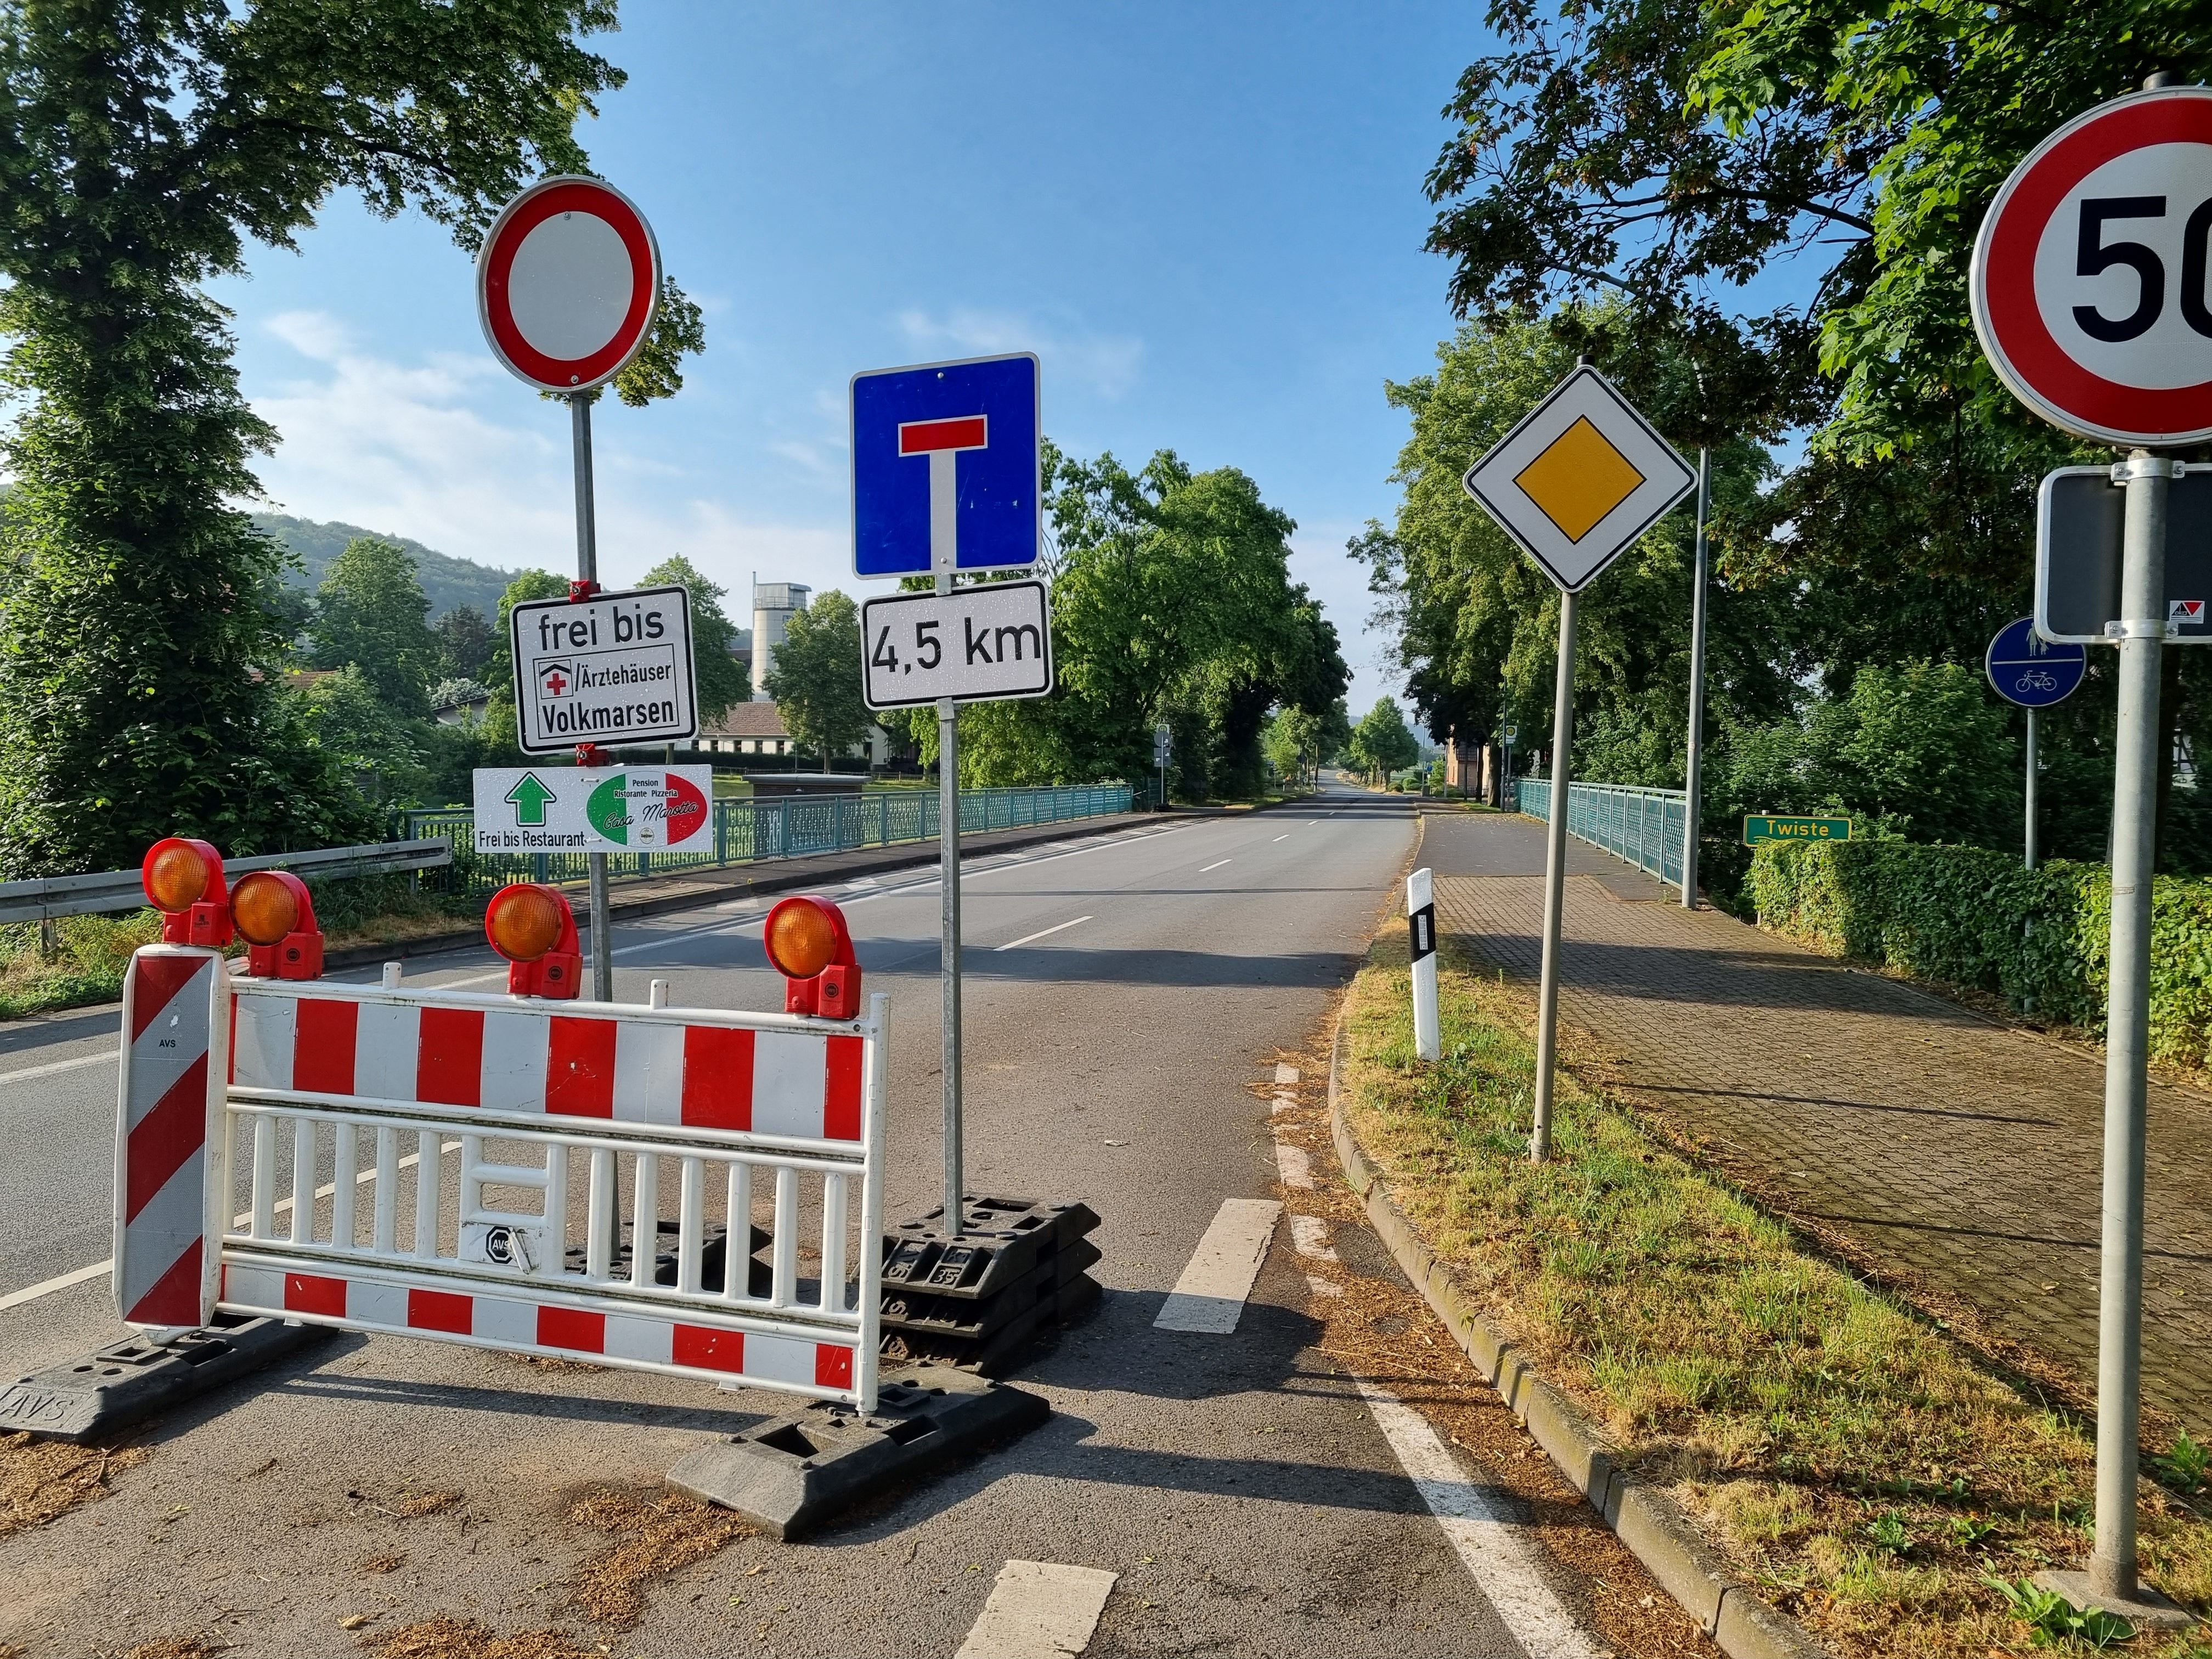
[1325, 1017, 1831, 1659]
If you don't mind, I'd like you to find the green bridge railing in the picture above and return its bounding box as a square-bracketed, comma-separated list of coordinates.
[1515, 779, 1687, 888]
[404, 784, 1135, 900]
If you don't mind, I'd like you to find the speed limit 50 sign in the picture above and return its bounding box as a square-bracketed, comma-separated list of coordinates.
[1972, 86, 2212, 445]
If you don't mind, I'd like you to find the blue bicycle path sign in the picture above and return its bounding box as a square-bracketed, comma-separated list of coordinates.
[1985, 616, 2086, 708]
[851, 352, 1041, 579]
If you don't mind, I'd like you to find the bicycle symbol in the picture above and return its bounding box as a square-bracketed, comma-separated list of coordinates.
[2015, 669, 2057, 693]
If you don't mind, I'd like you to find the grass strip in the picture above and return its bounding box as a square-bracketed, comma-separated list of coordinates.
[1341, 930, 2212, 1658]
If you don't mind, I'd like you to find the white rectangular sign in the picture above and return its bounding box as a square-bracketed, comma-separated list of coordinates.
[509, 584, 698, 754]
[472, 765, 714, 854]
[861, 579, 1054, 709]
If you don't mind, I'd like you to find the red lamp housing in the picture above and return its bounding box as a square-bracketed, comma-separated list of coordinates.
[763, 895, 861, 1019]
[232, 870, 324, 980]
[485, 883, 583, 999]
[141, 837, 232, 947]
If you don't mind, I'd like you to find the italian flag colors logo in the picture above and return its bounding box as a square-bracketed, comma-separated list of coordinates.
[584, 770, 710, 849]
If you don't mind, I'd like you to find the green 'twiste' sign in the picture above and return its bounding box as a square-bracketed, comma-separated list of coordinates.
[1742, 815, 1852, 845]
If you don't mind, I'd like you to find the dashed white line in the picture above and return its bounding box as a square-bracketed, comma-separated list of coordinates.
[1153, 1198, 1281, 1333]
[1353, 1374, 1608, 1657]
[994, 915, 1093, 952]
[1289, 1214, 1335, 1261]
[954, 1560, 1118, 1659]
[1272, 834, 1290, 842]
[0, 1050, 114, 1087]
[0, 1260, 108, 1314]
[1273, 1142, 1313, 1189]
[1199, 859, 1232, 873]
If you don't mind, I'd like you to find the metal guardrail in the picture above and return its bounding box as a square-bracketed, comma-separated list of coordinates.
[0, 840, 453, 924]
[404, 783, 1135, 900]
[1516, 780, 1686, 887]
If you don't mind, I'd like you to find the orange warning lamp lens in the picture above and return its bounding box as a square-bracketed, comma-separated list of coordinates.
[145, 843, 210, 913]
[765, 900, 838, 980]
[488, 884, 567, 963]
[230, 871, 300, 947]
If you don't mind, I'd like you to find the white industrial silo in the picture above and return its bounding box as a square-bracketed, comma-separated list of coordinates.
[751, 578, 810, 700]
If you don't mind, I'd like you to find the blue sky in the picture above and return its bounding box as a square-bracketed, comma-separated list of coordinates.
[212, 2, 1493, 721]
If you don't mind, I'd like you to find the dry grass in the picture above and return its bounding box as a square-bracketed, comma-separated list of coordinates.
[563, 1485, 749, 1626]
[119, 1640, 224, 1659]
[394, 1491, 460, 1518]
[1341, 932, 2212, 1659]
[0, 1431, 149, 1537]
[369, 1617, 597, 1659]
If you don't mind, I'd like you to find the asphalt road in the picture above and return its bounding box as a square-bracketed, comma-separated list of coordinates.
[0, 786, 1644, 1659]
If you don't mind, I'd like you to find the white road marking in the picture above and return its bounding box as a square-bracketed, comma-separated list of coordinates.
[955, 1560, 1119, 1659]
[995, 916, 1093, 952]
[0, 1050, 114, 1086]
[1199, 859, 1232, 873]
[1289, 1214, 1335, 1261]
[1154, 1198, 1281, 1333]
[1272, 834, 1290, 842]
[1305, 1272, 1345, 1299]
[1353, 1373, 1607, 1658]
[0, 1142, 459, 1316]
[0, 1260, 109, 1313]
[1273, 1142, 1313, 1189]
[1273, 1064, 1300, 1086]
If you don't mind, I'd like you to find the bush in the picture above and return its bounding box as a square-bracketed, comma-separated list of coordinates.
[1749, 839, 2212, 1068]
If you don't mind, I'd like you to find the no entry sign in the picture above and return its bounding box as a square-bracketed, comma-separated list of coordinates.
[1971, 86, 2212, 444]
[478, 176, 661, 393]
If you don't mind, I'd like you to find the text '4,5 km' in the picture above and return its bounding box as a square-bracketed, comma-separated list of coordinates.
[860, 580, 1054, 710]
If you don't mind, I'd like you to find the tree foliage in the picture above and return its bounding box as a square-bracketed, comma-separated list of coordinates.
[641, 555, 748, 723]
[434, 605, 497, 683]
[763, 591, 868, 768]
[1348, 699, 1419, 780]
[0, 1, 697, 874]
[918, 443, 1347, 798]
[307, 536, 440, 715]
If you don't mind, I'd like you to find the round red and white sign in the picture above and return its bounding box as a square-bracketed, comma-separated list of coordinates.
[477, 176, 661, 393]
[1972, 86, 2212, 445]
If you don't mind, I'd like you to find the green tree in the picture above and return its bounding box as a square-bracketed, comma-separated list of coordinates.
[641, 555, 748, 723]
[302, 665, 425, 805]
[478, 569, 573, 760]
[1263, 707, 1321, 785]
[0, 1, 698, 876]
[1350, 699, 1418, 781]
[433, 605, 497, 683]
[307, 537, 440, 715]
[764, 591, 867, 768]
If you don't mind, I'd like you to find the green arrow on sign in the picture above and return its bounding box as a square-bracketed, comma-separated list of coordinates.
[505, 772, 557, 827]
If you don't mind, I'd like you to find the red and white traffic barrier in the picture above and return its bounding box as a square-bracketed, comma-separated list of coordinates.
[110, 838, 888, 1413]
[113, 947, 228, 1329]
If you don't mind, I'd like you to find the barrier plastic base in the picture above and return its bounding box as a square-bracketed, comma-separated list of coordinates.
[665, 1362, 1049, 1540]
[0, 1314, 336, 1442]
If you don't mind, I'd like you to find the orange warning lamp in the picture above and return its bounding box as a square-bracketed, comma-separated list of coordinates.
[763, 895, 860, 1019]
[141, 837, 232, 947]
[485, 883, 582, 999]
[232, 870, 324, 980]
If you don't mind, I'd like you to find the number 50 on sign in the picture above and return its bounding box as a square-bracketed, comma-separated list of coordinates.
[861, 580, 1054, 710]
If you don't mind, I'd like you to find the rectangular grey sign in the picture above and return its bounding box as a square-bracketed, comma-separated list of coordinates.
[2038, 467, 2212, 644]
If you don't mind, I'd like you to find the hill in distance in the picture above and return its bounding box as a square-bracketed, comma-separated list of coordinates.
[255, 512, 521, 622]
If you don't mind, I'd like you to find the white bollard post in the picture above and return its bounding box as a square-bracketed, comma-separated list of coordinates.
[1407, 867, 1440, 1062]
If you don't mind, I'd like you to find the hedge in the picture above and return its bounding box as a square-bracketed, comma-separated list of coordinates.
[1747, 839, 2212, 1069]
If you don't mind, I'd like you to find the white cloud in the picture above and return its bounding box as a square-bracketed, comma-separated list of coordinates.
[245, 312, 849, 602]
[896, 307, 1144, 399]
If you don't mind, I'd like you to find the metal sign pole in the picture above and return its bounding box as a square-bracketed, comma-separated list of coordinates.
[2025, 706, 2039, 871]
[570, 393, 614, 1004]
[1531, 589, 1578, 1162]
[936, 574, 964, 1239]
[2090, 449, 2171, 1605]
[1680, 447, 1711, 908]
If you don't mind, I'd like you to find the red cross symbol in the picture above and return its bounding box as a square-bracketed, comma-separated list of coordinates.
[543, 668, 570, 695]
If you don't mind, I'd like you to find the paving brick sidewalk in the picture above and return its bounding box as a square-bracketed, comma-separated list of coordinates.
[1421, 810, 2212, 1437]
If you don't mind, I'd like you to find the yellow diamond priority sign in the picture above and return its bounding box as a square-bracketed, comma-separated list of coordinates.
[1462, 366, 1697, 592]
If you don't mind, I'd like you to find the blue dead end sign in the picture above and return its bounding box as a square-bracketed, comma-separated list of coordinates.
[1985, 616, 2086, 708]
[851, 352, 1040, 578]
